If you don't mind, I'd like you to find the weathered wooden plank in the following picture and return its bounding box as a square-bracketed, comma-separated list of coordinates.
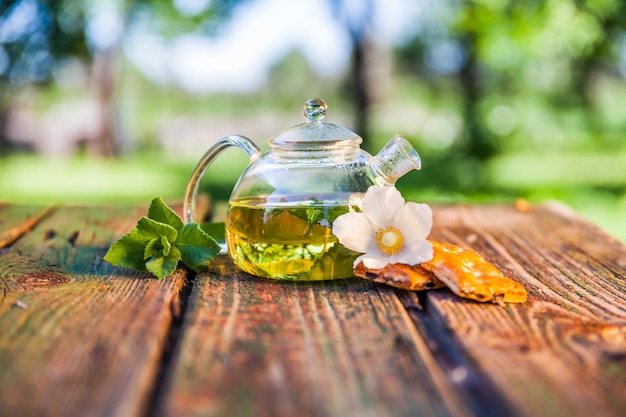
[410, 203, 626, 417]
[158, 256, 470, 417]
[0, 204, 54, 249]
[5, 200, 622, 417]
[0, 205, 187, 417]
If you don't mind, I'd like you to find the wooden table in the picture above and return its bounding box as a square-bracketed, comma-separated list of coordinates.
[1, 201, 625, 417]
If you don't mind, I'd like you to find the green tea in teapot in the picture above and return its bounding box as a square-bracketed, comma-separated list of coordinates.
[225, 195, 357, 280]
[183, 98, 423, 281]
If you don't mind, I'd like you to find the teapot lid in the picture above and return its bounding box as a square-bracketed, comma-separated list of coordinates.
[268, 98, 362, 149]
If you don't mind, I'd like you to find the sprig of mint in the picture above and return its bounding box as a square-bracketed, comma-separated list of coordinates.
[104, 197, 222, 279]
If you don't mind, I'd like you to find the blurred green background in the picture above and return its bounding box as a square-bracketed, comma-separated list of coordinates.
[0, 0, 625, 241]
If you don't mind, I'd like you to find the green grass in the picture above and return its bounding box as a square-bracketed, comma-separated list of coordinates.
[0, 154, 188, 205]
[484, 152, 626, 242]
[486, 152, 626, 188]
[0, 151, 249, 206]
[1, 151, 624, 243]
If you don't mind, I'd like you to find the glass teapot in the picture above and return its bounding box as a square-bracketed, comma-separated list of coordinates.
[183, 98, 422, 281]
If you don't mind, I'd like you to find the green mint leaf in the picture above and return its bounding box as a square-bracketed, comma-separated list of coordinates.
[105, 196, 223, 279]
[199, 222, 225, 246]
[177, 223, 221, 272]
[145, 246, 182, 279]
[104, 229, 150, 271]
[144, 237, 160, 260]
[148, 197, 184, 231]
[305, 208, 323, 233]
[161, 235, 172, 256]
[300, 243, 359, 280]
[137, 216, 178, 243]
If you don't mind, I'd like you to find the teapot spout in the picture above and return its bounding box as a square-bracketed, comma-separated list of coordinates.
[371, 135, 422, 185]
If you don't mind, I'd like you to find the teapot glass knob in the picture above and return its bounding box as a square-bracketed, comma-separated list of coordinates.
[304, 98, 327, 122]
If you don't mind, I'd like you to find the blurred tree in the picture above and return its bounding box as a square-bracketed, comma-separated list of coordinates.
[92, 0, 251, 155]
[454, 0, 626, 150]
[328, 0, 374, 145]
[130, 0, 246, 36]
[396, 0, 626, 172]
[0, 0, 250, 155]
[0, 0, 88, 151]
[0, 0, 88, 86]
[125, 0, 379, 144]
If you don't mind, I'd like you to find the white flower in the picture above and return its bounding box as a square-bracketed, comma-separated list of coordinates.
[332, 186, 433, 269]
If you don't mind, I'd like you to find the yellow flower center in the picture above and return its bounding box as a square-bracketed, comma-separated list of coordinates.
[375, 226, 405, 256]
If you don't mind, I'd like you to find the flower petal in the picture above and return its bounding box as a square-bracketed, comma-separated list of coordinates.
[332, 212, 376, 253]
[355, 249, 390, 269]
[362, 186, 405, 229]
[397, 202, 433, 240]
[389, 239, 433, 265]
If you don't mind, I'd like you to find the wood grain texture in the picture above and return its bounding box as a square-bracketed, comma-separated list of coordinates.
[411, 203, 626, 417]
[0, 205, 187, 417]
[0, 205, 54, 249]
[159, 256, 468, 417]
[1, 201, 625, 417]
[158, 203, 626, 417]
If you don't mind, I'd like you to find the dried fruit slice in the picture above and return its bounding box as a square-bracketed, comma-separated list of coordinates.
[421, 241, 527, 304]
[354, 261, 444, 291]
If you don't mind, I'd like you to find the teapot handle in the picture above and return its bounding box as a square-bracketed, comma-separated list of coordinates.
[183, 135, 262, 223]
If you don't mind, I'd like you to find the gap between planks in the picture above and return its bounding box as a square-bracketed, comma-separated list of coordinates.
[142, 268, 197, 417]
